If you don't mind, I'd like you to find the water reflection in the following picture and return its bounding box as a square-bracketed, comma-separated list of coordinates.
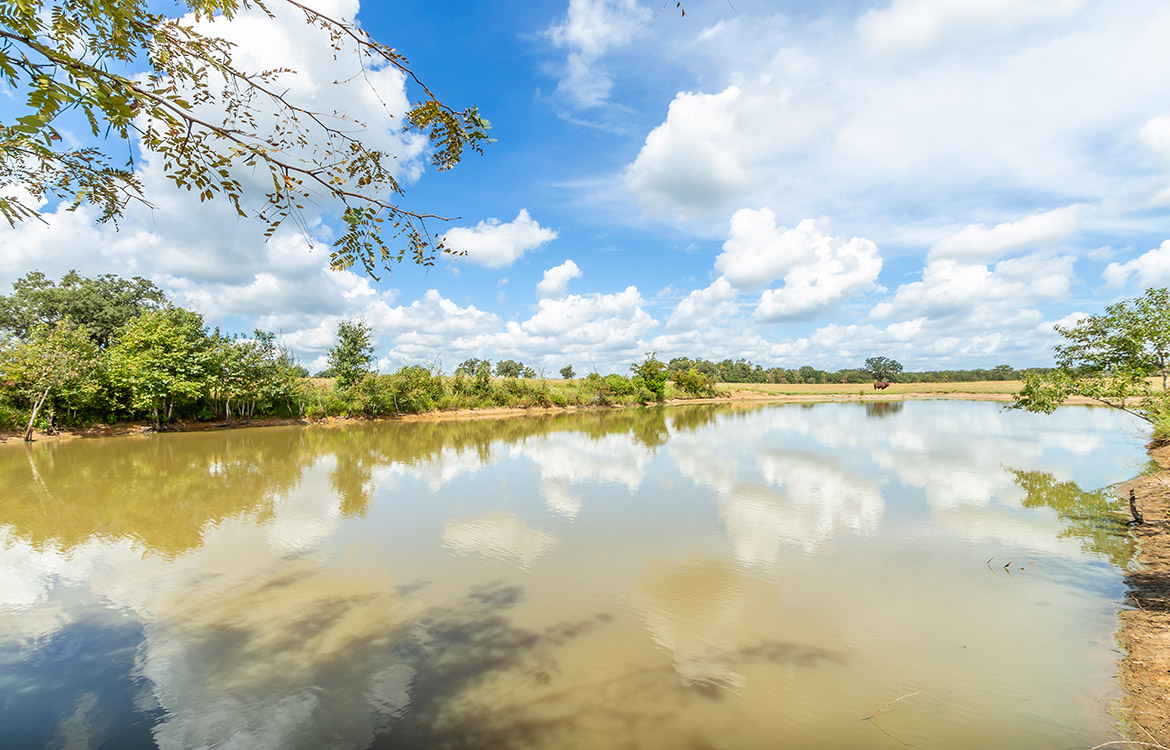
[0, 401, 1145, 748]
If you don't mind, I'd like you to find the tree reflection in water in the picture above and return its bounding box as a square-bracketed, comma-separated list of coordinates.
[1011, 470, 1135, 568]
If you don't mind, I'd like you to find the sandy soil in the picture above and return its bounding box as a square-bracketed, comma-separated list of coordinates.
[1116, 444, 1170, 746]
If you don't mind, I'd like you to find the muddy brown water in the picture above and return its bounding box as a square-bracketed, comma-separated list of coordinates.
[0, 401, 1150, 749]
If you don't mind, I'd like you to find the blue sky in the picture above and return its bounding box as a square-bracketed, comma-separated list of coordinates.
[4, 0, 1170, 374]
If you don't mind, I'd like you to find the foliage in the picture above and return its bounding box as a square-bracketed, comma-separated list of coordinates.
[673, 368, 717, 397]
[560, 365, 575, 379]
[1012, 288, 1170, 431]
[631, 352, 667, 402]
[494, 359, 524, 378]
[1053, 288, 1170, 389]
[328, 319, 375, 389]
[0, 319, 101, 439]
[520, 366, 536, 379]
[0, 0, 489, 277]
[210, 329, 305, 421]
[0, 270, 166, 347]
[455, 358, 489, 376]
[105, 307, 213, 429]
[863, 356, 904, 382]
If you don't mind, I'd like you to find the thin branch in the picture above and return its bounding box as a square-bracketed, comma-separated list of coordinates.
[864, 690, 922, 720]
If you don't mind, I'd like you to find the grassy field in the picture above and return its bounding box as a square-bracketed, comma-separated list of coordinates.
[720, 380, 1026, 396]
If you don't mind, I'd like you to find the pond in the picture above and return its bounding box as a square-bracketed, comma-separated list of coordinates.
[0, 400, 1147, 749]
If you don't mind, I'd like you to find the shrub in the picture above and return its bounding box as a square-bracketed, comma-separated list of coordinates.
[673, 368, 717, 397]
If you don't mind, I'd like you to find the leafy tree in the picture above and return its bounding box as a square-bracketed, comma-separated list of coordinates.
[1053, 288, 1170, 390]
[0, 319, 101, 440]
[560, 365, 575, 379]
[631, 352, 668, 402]
[495, 359, 523, 378]
[328, 319, 375, 389]
[0, 270, 167, 347]
[455, 358, 489, 377]
[0, 0, 490, 277]
[863, 356, 904, 382]
[1012, 288, 1170, 440]
[106, 307, 213, 430]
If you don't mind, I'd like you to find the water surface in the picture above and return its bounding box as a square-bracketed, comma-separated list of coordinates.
[0, 401, 1145, 748]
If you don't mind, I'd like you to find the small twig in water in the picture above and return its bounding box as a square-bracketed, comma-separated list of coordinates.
[1090, 741, 1170, 750]
[865, 690, 922, 720]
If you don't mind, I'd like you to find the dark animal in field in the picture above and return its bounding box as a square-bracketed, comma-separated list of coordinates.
[873, 382, 890, 390]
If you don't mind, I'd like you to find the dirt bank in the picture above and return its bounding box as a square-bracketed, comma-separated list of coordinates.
[1116, 444, 1170, 746]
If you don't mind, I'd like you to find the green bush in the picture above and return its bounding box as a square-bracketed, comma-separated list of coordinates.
[673, 368, 718, 397]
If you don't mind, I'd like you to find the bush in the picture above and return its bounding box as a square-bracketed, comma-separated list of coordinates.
[673, 368, 717, 397]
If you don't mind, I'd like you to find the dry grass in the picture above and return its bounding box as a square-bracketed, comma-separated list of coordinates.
[721, 380, 1026, 396]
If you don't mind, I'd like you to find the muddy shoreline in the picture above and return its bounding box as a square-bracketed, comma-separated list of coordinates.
[1116, 443, 1170, 746]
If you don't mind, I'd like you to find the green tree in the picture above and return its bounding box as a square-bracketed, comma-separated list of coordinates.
[0, 1, 490, 277]
[0, 319, 101, 440]
[106, 307, 213, 430]
[1012, 288, 1170, 442]
[495, 359, 523, 378]
[0, 270, 167, 347]
[328, 319, 375, 389]
[560, 365, 575, 379]
[456, 358, 489, 377]
[863, 356, 904, 382]
[631, 352, 668, 402]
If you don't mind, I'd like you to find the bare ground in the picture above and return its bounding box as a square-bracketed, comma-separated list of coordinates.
[1116, 444, 1170, 746]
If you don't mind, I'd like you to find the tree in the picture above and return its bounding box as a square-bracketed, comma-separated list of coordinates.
[455, 358, 489, 377]
[1012, 288, 1170, 441]
[0, 319, 100, 440]
[0, 1, 490, 278]
[631, 352, 667, 402]
[106, 307, 213, 430]
[0, 270, 167, 347]
[863, 356, 904, 382]
[560, 365, 575, 379]
[328, 319, 375, 389]
[520, 366, 536, 379]
[1052, 288, 1170, 390]
[495, 359, 523, 378]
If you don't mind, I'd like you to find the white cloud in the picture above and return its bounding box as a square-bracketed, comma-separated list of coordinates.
[1140, 116, 1170, 160]
[1103, 239, 1170, 288]
[441, 209, 558, 268]
[929, 206, 1081, 262]
[546, 0, 650, 108]
[856, 0, 1087, 64]
[625, 84, 840, 217]
[712, 210, 881, 321]
[536, 259, 583, 298]
[666, 277, 737, 331]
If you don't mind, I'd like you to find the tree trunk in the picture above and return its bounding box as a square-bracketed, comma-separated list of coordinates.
[23, 387, 51, 442]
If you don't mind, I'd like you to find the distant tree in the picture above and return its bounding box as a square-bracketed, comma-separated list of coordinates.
[560, 365, 576, 379]
[1, 319, 101, 440]
[520, 366, 537, 379]
[0, 270, 167, 347]
[328, 319, 375, 389]
[495, 359, 523, 378]
[106, 307, 214, 430]
[863, 356, 904, 382]
[456, 358, 489, 376]
[1013, 288, 1170, 443]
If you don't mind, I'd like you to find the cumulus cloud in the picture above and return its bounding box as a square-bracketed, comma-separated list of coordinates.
[1103, 239, 1170, 288]
[441, 209, 558, 268]
[546, 0, 650, 108]
[929, 206, 1080, 262]
[624, 84, 840, 217]
[536, 259, 583, 298]
[711, 210, 881, 321]
[1140, 116, 1170, 159]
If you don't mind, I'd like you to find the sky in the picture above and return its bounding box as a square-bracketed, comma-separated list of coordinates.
[4, 0, 1170, 375]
